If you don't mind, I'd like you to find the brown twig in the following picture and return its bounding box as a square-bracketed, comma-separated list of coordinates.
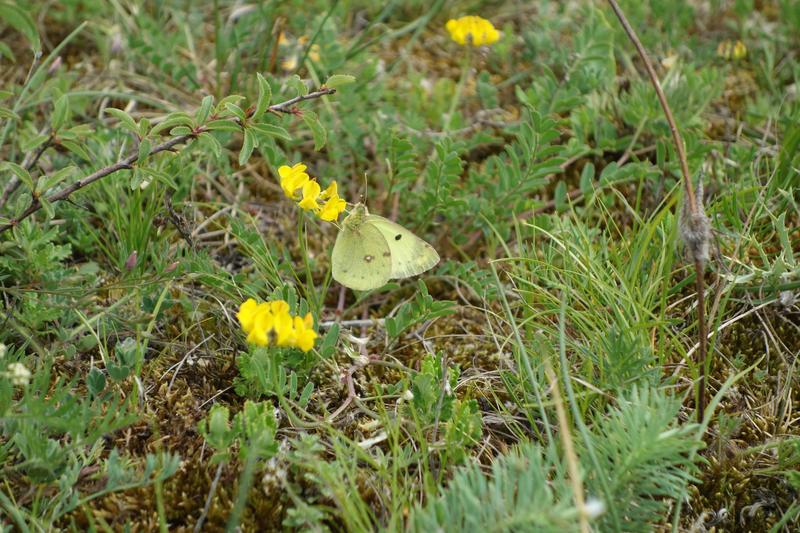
[0, 88, 336, 234]
[606, 0, 710, 422]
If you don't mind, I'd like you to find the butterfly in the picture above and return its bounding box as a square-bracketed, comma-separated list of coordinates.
[331, 203, 439, 291]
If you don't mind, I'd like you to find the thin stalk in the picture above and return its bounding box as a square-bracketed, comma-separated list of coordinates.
[605, 0, 709, 422]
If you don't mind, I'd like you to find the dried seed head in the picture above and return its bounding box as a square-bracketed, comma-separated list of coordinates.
[679, 179, 711, 264]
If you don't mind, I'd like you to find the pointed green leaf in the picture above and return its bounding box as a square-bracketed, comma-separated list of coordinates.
[104, 108, 138, 133]
[61, 139, 92, 161]
[302, 110, 326, 151]
[196, 95, 214, 123]
[51, 93, 70, 131]
[554, 180, 567, 211]
[0, 106, 19, 121]
[324, 74, 355, 89]
[2, 162, 33, 191]
[206, 119, 241, 132]
[288, 74, 309, 97]
[239, 128, 255, 165]
[249, 122, 291, 141]
[0, 1, 41, 52]
[254, 73, 272, 119]
[39, 196, 54, 219]
[40, 165, 77, 193]
[198, 132, 223, 160]
[137, 138, 152, 165]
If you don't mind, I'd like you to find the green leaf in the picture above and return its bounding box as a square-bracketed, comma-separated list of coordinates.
[150, 112, 195, 135]
[107, 363, 130, 381]
[87, 367, 106, 397]
[0, 41, 13, 61]
[196, 95, 214, 123]
[324, 74, 356, 89]
[198, 132, 223, 160]
[206, 119, 241, 132]
[0, 106, 19, 121]
[288, 74, 309, 97]
[215, 94, 245, 114]
[137, 117, 151, 137]
[39, 165, 77, 193]
[298, 382, 314, 408]
[224, 102, 247, 121]
[249, 122, 291, 141]
[51, 94, 70, 131]
[19, 134, 48, 152]
[239, 128, 256, 165]
[169, 126, 193, 136]
[302, 110, 326, 151]
[61, 139, 92, 161]
[579, 162, 595, 195]
[0, 1, 41, 52]
[137, 138, 152, 165]
[2, 162, 34, 191]
[39, 196, 54, 219]
[554, 180, 567, 211]
[104, 108, 137, 133]
[254, 73, 272, 119]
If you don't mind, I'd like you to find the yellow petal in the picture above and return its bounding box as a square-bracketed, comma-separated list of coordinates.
[298, 180, 321, 211]
[237, 298, 259, 334]
[445, 16, 499, 47]
[318, 196, 346, 222]
[279, 163, 309, 198]
[320, 181, 338, 199]
[295, 328, 317, 352]
[269, 300, 290, 314]
[274, 312, 295, 346]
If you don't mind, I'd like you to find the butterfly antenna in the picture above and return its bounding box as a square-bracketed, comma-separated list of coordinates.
[362, 172, 369, 206]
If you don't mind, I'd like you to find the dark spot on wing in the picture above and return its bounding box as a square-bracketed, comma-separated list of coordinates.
[364, 255, 373, 263]
[395, 234, 402, 240]
[383, 252, 391, 257]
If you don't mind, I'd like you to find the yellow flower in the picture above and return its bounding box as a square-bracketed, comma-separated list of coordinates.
[293, 314, 317, 352]
[273, 310, 296, 347]
[717, 39, 746, 60]
[298, 180, 321, 211]
[320, 181, 338, 199]
[279, 163, 310, 199]
[238, 299, 317, 352]
[237, 298, 260, 334]
[269, 300, 290, 315]
[318, 195, 346, 222]
[246, 308, 275, 347]
[445, 16, 499, 47]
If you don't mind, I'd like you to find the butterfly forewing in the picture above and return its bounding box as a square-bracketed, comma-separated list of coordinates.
[365, 215, 440, 279]
[331, 221, 393, 291]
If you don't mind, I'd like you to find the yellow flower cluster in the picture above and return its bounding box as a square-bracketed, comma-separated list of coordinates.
[237, 298, 317, 352]
[278, 163, 347, 222]
[717, 39, 746, 60]
[445, 16, 500, 47]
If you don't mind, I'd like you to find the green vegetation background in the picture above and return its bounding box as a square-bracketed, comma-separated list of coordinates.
[1, 0, 799, 531]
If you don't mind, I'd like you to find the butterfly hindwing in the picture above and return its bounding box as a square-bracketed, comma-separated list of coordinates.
[364, 215, 440, 279]
[331, 220, 393, 291]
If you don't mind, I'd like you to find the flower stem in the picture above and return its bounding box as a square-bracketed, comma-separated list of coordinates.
[443, 47, 472, 132]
